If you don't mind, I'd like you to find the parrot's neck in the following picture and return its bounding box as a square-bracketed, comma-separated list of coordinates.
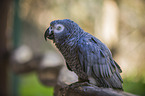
[55, 29, 85, 48]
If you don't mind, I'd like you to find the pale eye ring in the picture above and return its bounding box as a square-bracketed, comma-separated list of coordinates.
[57, 26, 61, 30]
[54, 24, 64, 33]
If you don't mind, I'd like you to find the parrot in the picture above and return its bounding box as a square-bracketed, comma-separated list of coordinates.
[44, 19, 123, 90]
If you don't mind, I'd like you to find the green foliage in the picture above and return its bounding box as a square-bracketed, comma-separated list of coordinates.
[19, 73, 53, 96]
[123, 78, 145, 96]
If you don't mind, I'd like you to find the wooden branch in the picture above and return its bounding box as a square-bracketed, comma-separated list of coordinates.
[54, 67, 137, 96]
[55, 82, 138, 96]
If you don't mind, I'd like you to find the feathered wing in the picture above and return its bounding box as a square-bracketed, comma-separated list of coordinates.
[78, 35, 123, 90]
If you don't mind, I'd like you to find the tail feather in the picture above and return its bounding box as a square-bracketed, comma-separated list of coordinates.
[93, 70, 123, 90]
[105, 71, 123, 90]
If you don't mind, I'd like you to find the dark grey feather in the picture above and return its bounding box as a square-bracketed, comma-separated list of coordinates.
[77, 33, 123, 90]
[46, 19, 123, 90]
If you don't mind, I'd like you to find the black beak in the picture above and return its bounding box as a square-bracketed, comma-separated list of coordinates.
[44, 28, 49, 41]
[44, 27, 54, 41]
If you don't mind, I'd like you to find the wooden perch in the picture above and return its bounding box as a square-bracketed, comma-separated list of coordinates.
[54, 82, 137, 96]
[54, 67, 137, 96]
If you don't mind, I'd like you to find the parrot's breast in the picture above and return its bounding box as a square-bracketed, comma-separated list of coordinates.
[55, 32, 88, 80]
[55, 34, 88, 80]
[56, 38, 79, 70]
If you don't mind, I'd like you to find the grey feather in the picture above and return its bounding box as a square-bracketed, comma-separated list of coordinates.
[45, 19, 123, 90]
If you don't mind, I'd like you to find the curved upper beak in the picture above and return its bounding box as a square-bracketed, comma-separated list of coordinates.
[44, 28, 49, 41]
[44, 27, 54, 41]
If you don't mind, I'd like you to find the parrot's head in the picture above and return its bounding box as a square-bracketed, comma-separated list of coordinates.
[44, 19, 81, 43]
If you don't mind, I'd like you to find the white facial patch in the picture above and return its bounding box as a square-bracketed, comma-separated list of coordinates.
[54, 24, 65, 33]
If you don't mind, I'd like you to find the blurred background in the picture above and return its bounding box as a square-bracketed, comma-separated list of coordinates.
[0, 0, 145, 96]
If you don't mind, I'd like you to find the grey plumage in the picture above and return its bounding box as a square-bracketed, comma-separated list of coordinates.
[44, 19, 123, 90]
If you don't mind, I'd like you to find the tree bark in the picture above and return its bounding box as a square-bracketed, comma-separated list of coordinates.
[0, 0, 11, 96]
[54, 82, 137, 96]
[53, 67, 137, 96]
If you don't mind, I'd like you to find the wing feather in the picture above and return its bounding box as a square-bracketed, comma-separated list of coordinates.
[78, 36, 123, 89]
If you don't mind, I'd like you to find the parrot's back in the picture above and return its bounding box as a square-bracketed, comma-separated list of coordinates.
[77, 32, 123, 90]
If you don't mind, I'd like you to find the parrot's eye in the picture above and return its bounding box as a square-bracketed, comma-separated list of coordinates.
[57, 26, 62, 30]
[54, 24, 64, 33]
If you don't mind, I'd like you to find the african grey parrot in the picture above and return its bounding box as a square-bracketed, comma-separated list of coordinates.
[44, 19, 123, 90]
